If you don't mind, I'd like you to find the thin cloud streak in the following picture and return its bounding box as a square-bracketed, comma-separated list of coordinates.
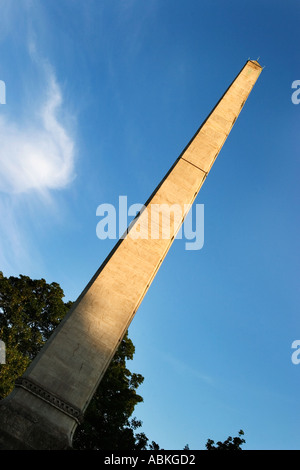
[162, 351, 214, 385]
[0, 197, 40, 275]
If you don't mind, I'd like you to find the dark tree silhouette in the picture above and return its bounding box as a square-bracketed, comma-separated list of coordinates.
[206, 430, 246, 450]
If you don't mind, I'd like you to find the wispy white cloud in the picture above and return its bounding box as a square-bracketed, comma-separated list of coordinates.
[0, 21, 77, 276]
[0, 68, 75, 196]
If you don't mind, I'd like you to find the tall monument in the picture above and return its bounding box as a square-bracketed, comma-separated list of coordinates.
[0, 60, 262, 449]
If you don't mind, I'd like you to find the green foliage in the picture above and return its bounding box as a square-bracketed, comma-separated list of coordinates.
[0, 271, 71, 399]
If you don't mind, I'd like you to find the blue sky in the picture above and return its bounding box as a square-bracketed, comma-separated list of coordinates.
[0, 0, 299, 450]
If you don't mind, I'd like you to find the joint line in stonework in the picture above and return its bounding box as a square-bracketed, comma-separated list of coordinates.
[181, 157, 209, 175]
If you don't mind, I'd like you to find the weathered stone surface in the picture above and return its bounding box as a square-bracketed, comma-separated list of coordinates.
[0, 60, 262, 449]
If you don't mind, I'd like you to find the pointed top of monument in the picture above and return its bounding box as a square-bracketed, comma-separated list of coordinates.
[248, 58, 263, 68]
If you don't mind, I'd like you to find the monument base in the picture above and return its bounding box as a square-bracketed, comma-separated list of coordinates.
[0, 397, 73, 450]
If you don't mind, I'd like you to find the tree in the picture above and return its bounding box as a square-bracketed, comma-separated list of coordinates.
[205, 430, 246, 450]
[0, 271, 72, 399]
[0, 271, 153, 449]
[73, 331, 150, 450]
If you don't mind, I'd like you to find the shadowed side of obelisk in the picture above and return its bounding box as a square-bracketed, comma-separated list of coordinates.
[0, 60, 262, 450]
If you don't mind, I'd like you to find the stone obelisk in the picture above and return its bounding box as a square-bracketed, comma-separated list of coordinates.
[0, 60, 262, 449]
